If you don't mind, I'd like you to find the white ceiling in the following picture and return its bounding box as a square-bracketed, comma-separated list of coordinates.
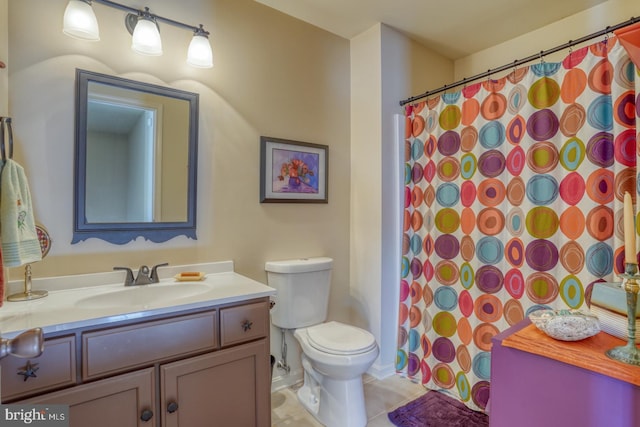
[255, 0, 608, 59]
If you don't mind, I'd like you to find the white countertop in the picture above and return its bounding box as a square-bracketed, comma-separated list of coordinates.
[0, 261, 276, 338]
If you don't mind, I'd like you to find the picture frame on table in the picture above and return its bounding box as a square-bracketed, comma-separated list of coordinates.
[259, 136, 328, 203]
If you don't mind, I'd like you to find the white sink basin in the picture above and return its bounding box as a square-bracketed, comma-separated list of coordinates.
[75, 282, 212, 309]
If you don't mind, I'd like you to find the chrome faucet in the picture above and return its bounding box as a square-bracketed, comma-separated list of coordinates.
[133, 265, 153, 285]
[114, 263, 169, 286]
[150, 263, 168, 283]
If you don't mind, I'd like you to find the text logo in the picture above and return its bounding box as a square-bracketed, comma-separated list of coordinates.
[1, 405, 69, 426]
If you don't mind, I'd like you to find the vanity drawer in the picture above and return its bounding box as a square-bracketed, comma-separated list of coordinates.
[82, 310, 217, 380]
[220, 301, 269, 347]
[1, 335, 77, 402]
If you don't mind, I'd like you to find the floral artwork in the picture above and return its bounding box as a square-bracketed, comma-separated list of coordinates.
[260, 137, 328, 203]
[273, 149, 319, 194]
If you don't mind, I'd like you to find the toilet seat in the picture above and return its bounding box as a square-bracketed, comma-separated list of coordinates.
[306, 321, 377, 355]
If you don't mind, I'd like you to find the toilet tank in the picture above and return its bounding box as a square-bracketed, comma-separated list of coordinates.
[265, 257, 333, 329]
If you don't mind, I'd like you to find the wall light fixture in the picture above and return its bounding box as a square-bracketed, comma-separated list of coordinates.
[62, 0, 213, 68]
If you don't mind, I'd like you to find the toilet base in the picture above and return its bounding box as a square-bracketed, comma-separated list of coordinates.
[297, 374, 367, 427]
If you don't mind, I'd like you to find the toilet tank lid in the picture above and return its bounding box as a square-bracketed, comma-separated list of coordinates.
[265, 257, 333, 273]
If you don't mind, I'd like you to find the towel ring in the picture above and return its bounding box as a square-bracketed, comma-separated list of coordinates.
[0, 116, 13, 162]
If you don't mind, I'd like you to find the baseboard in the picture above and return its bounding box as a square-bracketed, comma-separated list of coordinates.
[271, 367, 304, 392]
[271, 362, 396, 391]
[367, 361, 396, 380]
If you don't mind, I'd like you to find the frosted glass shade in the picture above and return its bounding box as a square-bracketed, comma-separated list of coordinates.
[63, 0, 100, 41]
[187, 34, 213, 68]
[131, 18, 163, 56]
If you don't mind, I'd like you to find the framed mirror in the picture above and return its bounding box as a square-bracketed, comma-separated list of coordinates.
[73, 69, 199, 244]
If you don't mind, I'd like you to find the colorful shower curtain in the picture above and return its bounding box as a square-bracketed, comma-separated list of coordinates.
[397, 37, 638, 412]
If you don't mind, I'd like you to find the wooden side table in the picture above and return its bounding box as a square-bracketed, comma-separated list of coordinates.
[490, 319, 640, 427]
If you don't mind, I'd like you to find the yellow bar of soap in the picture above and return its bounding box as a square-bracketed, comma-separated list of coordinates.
[175, 272, 205, 281]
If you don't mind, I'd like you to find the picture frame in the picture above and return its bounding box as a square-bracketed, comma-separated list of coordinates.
[260, 136, 328, 203]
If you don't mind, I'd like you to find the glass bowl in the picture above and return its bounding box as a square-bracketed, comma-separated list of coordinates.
[528, 309, 600, 341]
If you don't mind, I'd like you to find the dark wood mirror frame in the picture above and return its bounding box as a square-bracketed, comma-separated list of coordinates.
[73, 69, 199, 244]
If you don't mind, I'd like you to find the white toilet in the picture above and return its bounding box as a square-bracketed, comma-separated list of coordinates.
[266, 257, 379, 427]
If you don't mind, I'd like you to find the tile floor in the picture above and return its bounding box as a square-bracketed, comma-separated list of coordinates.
[271, 374, 426, 426]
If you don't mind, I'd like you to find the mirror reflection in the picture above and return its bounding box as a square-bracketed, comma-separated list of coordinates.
[73, 69, 199, 244]
[86, 82, 189, 223]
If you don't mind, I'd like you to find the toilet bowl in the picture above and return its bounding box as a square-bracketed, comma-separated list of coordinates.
[265, 257, 379, 427]
[294, 321, 379, 427]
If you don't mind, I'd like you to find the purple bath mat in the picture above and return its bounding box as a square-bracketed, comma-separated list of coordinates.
[388, 390, 489, 427]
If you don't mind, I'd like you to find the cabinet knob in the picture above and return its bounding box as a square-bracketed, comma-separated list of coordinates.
[140, 409, 153, 422]
[17, 360, 39, 382]
[242, 320, 253, 332]
[167, 401, 179, 413]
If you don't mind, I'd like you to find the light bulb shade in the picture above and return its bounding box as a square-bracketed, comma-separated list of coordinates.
[131, 18, 163, 56]
[187, 34, 213, 68]
[63, 0, 100, 41]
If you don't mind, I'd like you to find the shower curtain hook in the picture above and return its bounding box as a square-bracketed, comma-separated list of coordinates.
[603, 26, 611, 45]
[539, 51, 545, 64]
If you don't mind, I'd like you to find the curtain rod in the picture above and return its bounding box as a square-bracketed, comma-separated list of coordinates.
[399, 16, 639, 107]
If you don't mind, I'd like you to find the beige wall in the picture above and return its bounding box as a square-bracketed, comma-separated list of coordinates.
[350, 23, 453, 376]
[0, 0, 6, 116]
[7, 0, 350, 287]
[454, 0, 637, 79]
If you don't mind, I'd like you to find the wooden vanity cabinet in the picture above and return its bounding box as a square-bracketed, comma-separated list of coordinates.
[4, 298, 271, 427]
[21, 367, 156, 427]
[161, 339, 270, 427]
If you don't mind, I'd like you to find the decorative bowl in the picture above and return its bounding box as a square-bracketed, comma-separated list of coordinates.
[528, 309, 601, 341]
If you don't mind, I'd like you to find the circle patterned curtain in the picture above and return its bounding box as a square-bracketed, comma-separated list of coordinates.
[397, 37, 638, 412]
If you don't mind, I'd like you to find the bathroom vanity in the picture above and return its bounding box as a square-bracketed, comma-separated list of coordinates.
[0, 262, 275, 427]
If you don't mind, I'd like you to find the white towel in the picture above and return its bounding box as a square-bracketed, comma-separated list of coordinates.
[0, 159, 42, 267]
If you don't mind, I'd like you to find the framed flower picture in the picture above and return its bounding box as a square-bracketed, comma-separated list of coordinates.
[260, 136, 328, 203]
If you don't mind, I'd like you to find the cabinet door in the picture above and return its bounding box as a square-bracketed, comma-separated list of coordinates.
[161, 339, 270, 427]
[19, 367, 156, 427]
